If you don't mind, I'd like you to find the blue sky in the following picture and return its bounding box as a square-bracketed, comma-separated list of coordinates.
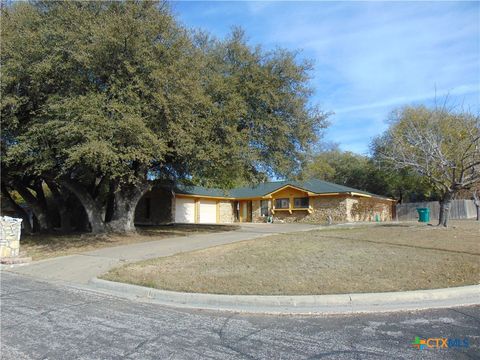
[171, 1, 480, 155]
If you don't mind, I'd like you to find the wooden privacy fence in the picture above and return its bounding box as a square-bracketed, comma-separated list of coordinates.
[396, 200, 477, 221]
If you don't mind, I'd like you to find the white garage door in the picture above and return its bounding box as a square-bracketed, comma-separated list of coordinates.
[175, 198, 195, 223]
[199, 200, 217, 223]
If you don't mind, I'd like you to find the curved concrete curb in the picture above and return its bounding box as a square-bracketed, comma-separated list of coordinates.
[88, 278, 480, 314]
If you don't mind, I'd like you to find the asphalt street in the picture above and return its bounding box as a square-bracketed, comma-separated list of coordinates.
[1, 272, 479, 360]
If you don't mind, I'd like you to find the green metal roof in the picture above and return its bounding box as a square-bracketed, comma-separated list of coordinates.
[175, 179, 390, 200]
[174, 184, 232, 198]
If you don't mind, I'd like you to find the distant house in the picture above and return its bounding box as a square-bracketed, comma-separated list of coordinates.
[135, 179, 395, 225]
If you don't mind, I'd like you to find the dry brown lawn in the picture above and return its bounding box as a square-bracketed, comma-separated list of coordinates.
[21, 224, 238, 260]
[102, 220, 480, 295]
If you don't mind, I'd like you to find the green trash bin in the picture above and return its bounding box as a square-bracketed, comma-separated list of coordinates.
[417, 208, 430, 222]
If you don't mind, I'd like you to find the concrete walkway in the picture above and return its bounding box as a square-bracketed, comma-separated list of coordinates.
[2, 223, 321, 284]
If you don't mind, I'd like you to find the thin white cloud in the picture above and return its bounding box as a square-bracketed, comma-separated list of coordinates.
[174, 1, 480, 153]
[246, 1, 272, 15]
[334, 84, 479, 114]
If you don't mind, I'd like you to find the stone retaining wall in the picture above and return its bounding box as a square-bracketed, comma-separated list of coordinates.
[0, 216, 22, 258]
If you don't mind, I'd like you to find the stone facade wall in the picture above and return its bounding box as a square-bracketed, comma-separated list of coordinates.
[307, 196, 349, 223]
[251, 200, 263, 223]
[0, 217, 22, 258]
[346, 197, 393, 222]
[135, 188, 173, 225]
[219, 201, 235, 223]
[270, 196, 348, 224]
[266, 195, 392, 224]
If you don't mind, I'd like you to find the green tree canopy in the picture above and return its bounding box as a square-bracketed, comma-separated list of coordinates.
[1, 1, 328, 232]
[301, 147, 435, 202]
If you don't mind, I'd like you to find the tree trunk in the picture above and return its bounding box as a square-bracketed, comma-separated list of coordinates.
[59, 179, 107, 234]
[45, 180, 72, 232]
[104, 182, 116, 223]
[438, 191, 455, 227]
[84, 204, 107, 234]
[12, 182, 51, 232]
[398, 189, 403, 204]
[107, 182, 151, 233]
[1, 183, 33, 234]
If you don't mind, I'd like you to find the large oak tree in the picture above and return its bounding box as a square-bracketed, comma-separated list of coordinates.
[1, 1, 328, 233]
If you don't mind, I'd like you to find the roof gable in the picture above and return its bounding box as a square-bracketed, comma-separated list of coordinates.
[265, 184, 313, 197]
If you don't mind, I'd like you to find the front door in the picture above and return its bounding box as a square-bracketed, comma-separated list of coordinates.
[239, 201, 252, 222]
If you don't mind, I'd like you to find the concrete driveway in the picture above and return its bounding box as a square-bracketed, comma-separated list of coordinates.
[2, 223, 321, 284]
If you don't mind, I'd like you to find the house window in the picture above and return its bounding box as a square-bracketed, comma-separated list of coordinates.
[261, 200, 269, 216]
[275, 198, 289, 209]
[145, 198, 151, 219]
[294, 197, 309, 208]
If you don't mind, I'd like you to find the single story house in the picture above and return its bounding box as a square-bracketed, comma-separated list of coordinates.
[134, 179, 395, 225]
